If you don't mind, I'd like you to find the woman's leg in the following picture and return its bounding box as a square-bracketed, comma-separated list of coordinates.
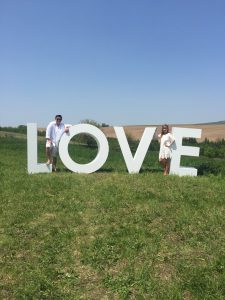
[159, 158, 167, 175]
[159, 158, 171, 175]
[165, 158, 171, 175]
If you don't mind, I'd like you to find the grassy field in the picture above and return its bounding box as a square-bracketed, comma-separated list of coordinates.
[1, 135, 225, 299]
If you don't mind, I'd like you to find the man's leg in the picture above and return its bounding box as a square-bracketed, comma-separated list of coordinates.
[46, 147, 52, 165]
[51, 146, 58, 171]
[52, 156, 57, 171]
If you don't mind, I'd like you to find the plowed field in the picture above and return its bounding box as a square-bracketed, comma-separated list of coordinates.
[101, 123, 225, 142]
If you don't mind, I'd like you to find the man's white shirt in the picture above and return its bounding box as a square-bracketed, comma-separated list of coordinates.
[46, 121, 65, 146]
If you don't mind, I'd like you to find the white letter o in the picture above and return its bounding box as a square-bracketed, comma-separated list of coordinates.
[59, 124, 109, 173]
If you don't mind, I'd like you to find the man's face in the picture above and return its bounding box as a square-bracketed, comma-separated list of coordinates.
[56, 117, 62, 125]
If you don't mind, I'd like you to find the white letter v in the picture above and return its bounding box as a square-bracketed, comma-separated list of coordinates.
[114, 127, 156, 173]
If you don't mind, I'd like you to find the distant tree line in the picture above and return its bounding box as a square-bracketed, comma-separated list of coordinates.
[0, 125, 46, 137]
[0, 125, 27, 134]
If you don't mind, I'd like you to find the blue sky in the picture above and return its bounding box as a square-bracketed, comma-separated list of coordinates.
[0, 0, 225, 127]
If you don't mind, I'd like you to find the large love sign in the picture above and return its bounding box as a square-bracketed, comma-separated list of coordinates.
[27, 123, 202, 176]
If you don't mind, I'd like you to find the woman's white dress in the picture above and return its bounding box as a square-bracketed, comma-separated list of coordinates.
[158, 133, 174, 160]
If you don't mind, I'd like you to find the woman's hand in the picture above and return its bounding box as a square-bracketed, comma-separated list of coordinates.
[165, 142, 171, 147]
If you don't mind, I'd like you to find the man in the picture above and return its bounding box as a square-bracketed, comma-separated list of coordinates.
[46, 114, 69, 171]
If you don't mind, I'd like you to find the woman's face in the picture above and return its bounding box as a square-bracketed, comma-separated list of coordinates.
[162, 126, 168, 134]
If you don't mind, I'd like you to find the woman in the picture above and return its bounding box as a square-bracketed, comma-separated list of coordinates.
[158, 124, 175, 175]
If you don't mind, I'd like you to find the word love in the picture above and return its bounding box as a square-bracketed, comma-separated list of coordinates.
[27, 123, 202, 176]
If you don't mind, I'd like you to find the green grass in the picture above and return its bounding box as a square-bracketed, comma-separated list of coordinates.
[1, 135, 225, 299]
